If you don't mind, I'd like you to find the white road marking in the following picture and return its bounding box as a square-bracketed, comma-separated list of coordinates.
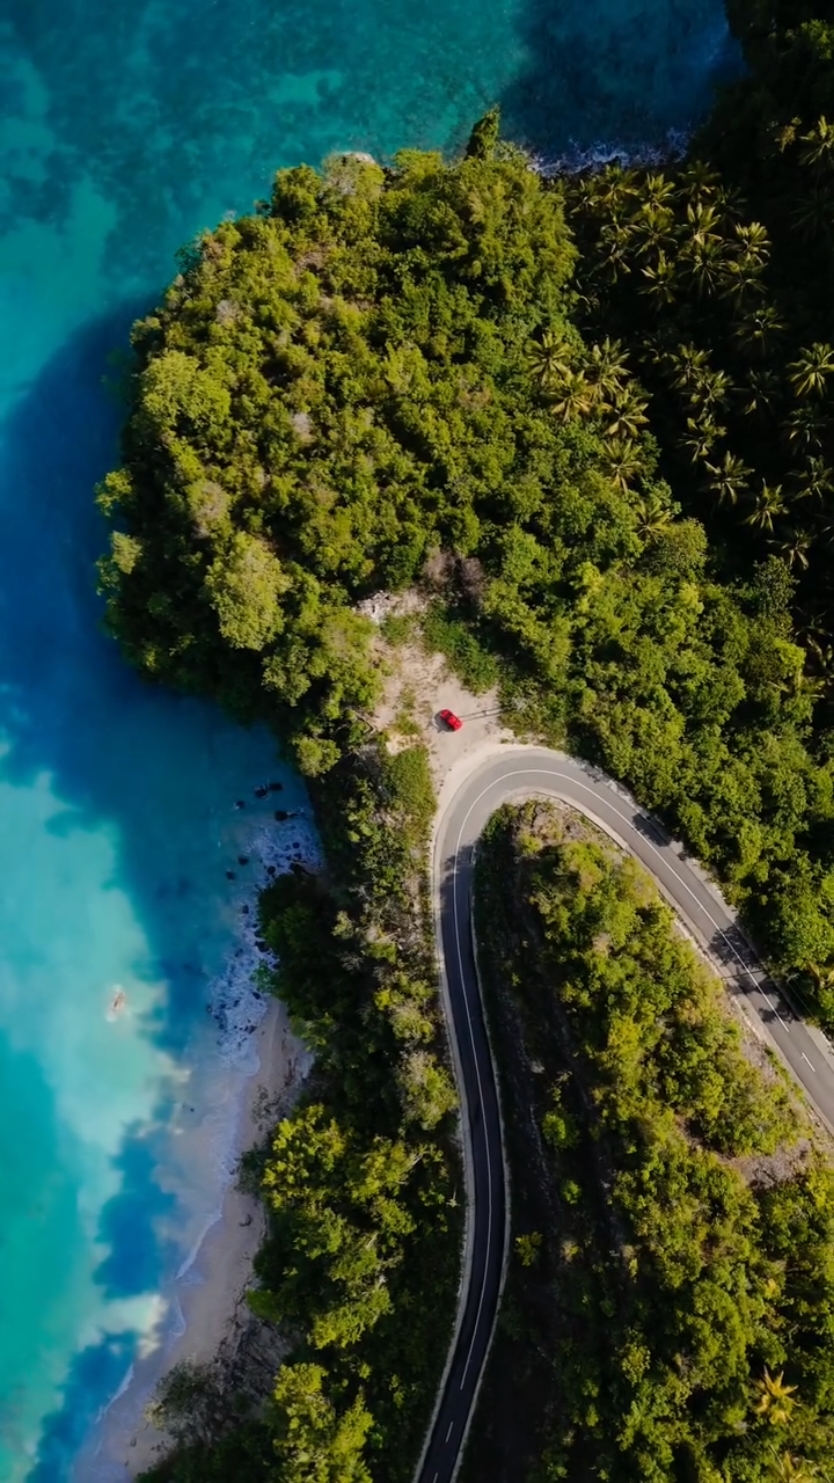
[431, 753, 831, 1483]
[447, 760, 799, 1404]
[467, 764, 795, 1040]
[446, 1421, 455, 1443]
[450, 808, 494, 1395]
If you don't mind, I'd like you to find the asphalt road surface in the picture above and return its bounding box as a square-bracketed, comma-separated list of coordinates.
[418, 747, 834, 1483]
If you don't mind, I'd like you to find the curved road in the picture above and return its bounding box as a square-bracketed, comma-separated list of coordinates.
[416, 746, 834, 1483]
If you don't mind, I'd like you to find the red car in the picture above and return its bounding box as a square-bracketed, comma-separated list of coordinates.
[439, 708, 463, 731]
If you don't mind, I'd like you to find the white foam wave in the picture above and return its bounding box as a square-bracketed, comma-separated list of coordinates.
[106, 1364, 134, 1410]
[205, 810, 322, 1068]
[174, 1208, 223, 1282]
[75, 794, 321, 1481]
[534, 125, 691, 178]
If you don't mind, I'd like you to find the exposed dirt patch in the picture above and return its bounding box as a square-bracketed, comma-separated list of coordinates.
[362, 593, 513, 788]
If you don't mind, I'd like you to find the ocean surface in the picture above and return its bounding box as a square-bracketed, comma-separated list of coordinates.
[0, 0, 738, 1477]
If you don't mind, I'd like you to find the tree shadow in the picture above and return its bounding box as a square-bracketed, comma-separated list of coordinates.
[500, 0, 743, 162]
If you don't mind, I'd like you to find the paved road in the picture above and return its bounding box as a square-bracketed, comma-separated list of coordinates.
[417, 746, 834, 1483]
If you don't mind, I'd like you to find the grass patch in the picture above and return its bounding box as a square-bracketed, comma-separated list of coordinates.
[380, 611, 420, 646]
[421, 602, 501, 694]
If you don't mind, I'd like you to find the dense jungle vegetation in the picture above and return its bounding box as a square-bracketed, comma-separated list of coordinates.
[141, 741, 460, 1482]
[99, 11, 834, 1028]
[98, 0, 834, 1477]
[470, 800, 834, 1483]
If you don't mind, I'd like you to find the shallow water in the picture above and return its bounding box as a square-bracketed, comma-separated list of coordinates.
[0, 0, 736, 1476]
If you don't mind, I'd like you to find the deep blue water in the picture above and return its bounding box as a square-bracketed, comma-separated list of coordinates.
[0, 0, 737, 1477]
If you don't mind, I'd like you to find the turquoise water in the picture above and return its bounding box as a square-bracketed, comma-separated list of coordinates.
[0, 0, 736, 1477]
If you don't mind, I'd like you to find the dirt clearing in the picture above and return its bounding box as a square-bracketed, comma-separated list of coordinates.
[362, 593, 513, 789]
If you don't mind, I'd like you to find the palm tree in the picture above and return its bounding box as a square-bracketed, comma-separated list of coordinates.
[804, 960, 834, 994]
[703, 450, 753, 506]
[793, 456, 834, 503]
[806, 634, 834, 677]
[740, 367, 781, 420]
[601, 438, 646, 492]
[682, 159, 720, 200]
[686, 241, 725, 297]
[720, 260, 767, 307]
[549, 370, 595, 422]
[634, 203, 676, 258]
[754, 1368, 799, 1427]
[640, 250, 677, 304]
[526, 328, 571, 390]
[800, 115, 834, 174]
[788, 343, 834, 398]
[783, 404, 828, 454]
[686, 199, 722, 247]
[771, 1451, 818, 1482]
[668, 344, 711, 394]
[791, 667, 826, 703]
[734, 220, 771, 266]
[634, 494, 673, 538]
[715, 182, 748, 216]
[775, 117, 801, 153]
[643, 172, 676, 208]
[573, 174, 602, 214]
[689, 368, 733, 414]
[680, 415, 726, 464]
[820, 519, 834, 553]
[734, 305, 787, 358]
[603, 386, 650, 441]
[744, 481, 787, 534]
[598, 220, 634, 282]
[594, 162, 639, 212]
[772, 527, 813, 571]
[586, 337, 629, 402]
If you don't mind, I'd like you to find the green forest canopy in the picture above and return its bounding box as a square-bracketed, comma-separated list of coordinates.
[101, 1, 834, 1477]
[99, 65, 834, 1021]
[473, 800, 834, 1483]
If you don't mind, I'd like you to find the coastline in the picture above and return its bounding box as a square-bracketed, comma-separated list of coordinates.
[89, 998, 309, 1481]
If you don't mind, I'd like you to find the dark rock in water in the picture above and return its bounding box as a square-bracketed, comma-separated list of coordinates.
[266, 865, 276, 876]
[254, 785, 269, 799]
[235, 800, 246, 809]
[242, 904, 250, 914]
[274, 809, 288, 821]
[268, 781, 283, 792]
[238, 855, 249, 866]
[226, 869, 236, 880]
[255, 939, 267, 952]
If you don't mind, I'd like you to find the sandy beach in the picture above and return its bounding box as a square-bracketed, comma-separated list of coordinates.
[88, 998, 308, 1481]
